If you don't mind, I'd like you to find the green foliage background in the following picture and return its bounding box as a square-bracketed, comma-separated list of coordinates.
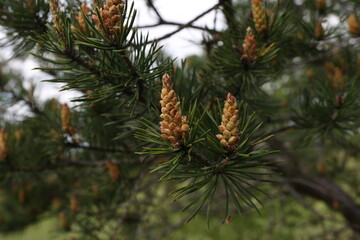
[0, 0, 360, 239]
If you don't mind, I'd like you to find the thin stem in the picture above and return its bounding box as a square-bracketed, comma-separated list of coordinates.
[137, 21, 213, 32]
[147, 3, 220, 44]
[269, 124, 299, 135]
[65, 142, 128, 153]
[190, 151, 212, 166]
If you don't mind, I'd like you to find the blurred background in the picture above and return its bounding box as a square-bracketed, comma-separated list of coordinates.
[0, 0, 360, 239]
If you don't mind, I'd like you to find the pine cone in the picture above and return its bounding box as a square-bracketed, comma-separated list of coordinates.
[331, 67, 344, 92]
[75, 2, 91, 33]
[242, 27, 258, 64]
[92, 0, 125, 37]
[70, 195, 79, 213]
[348, 14, 360, 35]
[61, 104, 71, 133]
[316, 0, 326, 11]
[306, 69, 314, 79]
[14, 129, 22, 141]
[49, 0, 63, 33]
[52, 198, 62, 210]
[216, 93, 240, 151]
[107, 160, 121, 181]
[0, 128, 8, 161]
[315, 20, 325, 40]
[18, 188, 26, 204]
[159, 74, 189, 147]
[252, 0, 267, 33]
[325, 63, 344, 92]
[59, 212, 70, 230]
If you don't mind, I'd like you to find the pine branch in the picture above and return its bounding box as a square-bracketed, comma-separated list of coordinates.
[2, 87, 46, 118]
[145, 0, 165, 23]
[269, 124, 299, 135]
[137, 20, 214, 32]
[66, 50, 101, 75]
[147, 3, 220, 44]
[2, 159, 108, 173]
[270, 139, 360, 233]
[219, 0, 235, 31]
[65, 142, 129, 153]
[190, 151, 212, 166]
[112, 162, 151, 237]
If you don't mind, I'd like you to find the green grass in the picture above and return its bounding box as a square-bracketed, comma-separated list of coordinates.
[0, 218, 73, 240]
[0, 195, 351, 240]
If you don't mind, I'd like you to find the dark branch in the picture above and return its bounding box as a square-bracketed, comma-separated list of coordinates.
[147, 3, 220, 44]
[137, 21, 212, 32]
[65, 142, 128, 153]
[270, 139, 360, 233]
[145, 0, 165, 22]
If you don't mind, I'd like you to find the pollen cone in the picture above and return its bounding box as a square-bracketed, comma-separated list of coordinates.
[252, 0, 267, 33]
[159, 74, 189, 147]
[216, 93, 240, 151]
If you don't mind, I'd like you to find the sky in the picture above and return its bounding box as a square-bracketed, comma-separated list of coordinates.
[134, 0, 225, 58]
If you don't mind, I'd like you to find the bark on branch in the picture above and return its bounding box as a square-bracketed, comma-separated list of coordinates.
[271, 139, 360, 233]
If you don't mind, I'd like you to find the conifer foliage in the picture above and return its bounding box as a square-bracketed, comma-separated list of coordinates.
[0, 0, 360, 239]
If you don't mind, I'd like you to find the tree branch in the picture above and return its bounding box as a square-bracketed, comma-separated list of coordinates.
[147, 3, 220, 44]
[270, 138, 360, 233]
[137, 21, 213, 32]
[145, 0, 165, 22]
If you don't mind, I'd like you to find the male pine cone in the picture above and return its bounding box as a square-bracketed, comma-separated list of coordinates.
[216, 93, 240, 151]
[315, 20, 325, 40]
[242, 27, 258, 64]
[75, 2, 91, 33]
[159, 74, 189, 147]
[92, 0, 125, 36]
[61, 104, 71, 133]
[325, 63, 345, 92]
[0, 128, 8, 161]
[49, 0, 63, 33]
[252, 0, 267, 33]
[107, 160, 121, 181]
[316, 0, 326, 12]
[348, 14, 360, 35]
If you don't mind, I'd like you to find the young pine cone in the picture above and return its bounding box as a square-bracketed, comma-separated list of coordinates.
[216, 93, 240, 151]
[49, 0, 63, 33]
[316, 0, 326, 11]
[76, 2, 91, 33]
[59, 212, 70, 231]
[159, 74, 189, 147]
[242, 27, 258, 64]
[252, 0, 267, 33]
[315, 20, 325, 40]
[330, 67, 344, 92]
[18, 188, 26, 204]
[92, 0, 124, 36]
[348, 14, 360, 35]
[61, 104, 71, 133]
[70, 195, 79, 213]
[325, 63, 344, 92]
[0, 128, 8, 161]
[107, 160, 121, 181]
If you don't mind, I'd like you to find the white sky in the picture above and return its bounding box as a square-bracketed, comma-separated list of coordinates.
[134, 0, 225, 58]
[1, 0, 224, 112]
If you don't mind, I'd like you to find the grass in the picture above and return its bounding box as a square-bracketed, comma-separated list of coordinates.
[0, 218, 74, 240]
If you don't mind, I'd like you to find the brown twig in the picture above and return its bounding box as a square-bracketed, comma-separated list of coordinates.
[138, 21, 212, 32]
[270, 138, 360, 233]
[147, 3, 221, 44]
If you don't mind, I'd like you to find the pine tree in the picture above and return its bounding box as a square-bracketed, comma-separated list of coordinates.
[0, 0, 360, 239]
